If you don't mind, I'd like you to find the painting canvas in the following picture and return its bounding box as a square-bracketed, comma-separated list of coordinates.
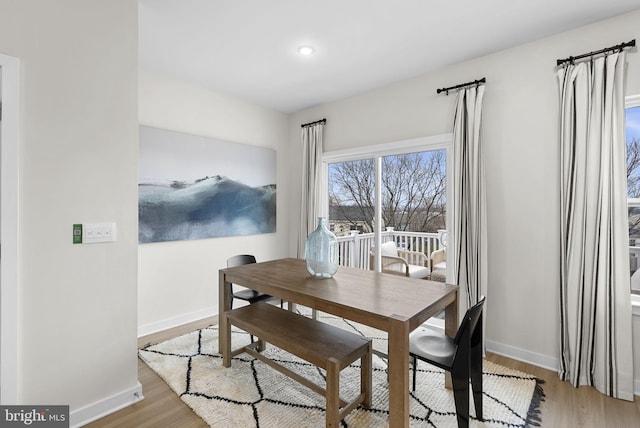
[138, 126, 276, 243]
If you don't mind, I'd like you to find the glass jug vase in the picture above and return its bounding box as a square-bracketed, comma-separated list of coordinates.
[305, 217, 338, 278]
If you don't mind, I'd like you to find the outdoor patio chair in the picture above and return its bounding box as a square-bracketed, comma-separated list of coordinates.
[430, 247, 446, 282]
[370, 241, 430, 279]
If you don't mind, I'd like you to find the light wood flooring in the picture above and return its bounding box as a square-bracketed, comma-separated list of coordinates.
[85, 316, 640, 428]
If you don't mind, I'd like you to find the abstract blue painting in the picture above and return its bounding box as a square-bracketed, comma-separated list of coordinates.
[138, 126, 276, 243]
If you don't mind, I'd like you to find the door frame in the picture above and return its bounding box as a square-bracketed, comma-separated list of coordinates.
[0, 52, 20, 404]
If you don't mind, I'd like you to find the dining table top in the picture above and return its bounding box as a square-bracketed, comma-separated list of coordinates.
[221, 257, 458, 336]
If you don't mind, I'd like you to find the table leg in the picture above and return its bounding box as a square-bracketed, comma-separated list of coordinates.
[219, 270, 232, 367]
[388, 315, 410, 428]
[444, 290, 459, 389]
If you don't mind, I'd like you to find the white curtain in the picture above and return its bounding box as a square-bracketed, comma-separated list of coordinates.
[450, 85, 487, 313]
[298, 122, 326, 258]
[558, 52, 634, 400]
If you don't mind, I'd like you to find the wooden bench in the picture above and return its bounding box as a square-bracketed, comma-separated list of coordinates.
[225, 302, 372, 428]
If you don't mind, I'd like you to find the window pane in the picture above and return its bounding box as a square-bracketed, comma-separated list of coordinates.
[381, 150, 446, 233]
[627, 105, 640, 294]
[328, 158, 375, 237]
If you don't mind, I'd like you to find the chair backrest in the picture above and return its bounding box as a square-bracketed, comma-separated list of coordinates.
[430, 248, 446, 269]
[380, 241, 399, 257]
[227, 254, 257, 268]
[453, 296, 485, 346]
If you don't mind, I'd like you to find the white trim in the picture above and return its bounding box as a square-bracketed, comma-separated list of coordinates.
[373, 156, 382, 271]
[138, 306, 217, 337]
[69, 382, 143, 428]
[486, 339, 559, 373]
[632, 295, 640, 316]
[0, 53, 20, 405]
[626, 94, 640, 108]
[323, 133, 452, 162]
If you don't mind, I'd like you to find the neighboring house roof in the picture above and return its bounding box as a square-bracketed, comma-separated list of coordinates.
[329, 206, 373, 222]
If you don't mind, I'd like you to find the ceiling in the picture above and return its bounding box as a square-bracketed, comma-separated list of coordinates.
[139, 0, 640, 113]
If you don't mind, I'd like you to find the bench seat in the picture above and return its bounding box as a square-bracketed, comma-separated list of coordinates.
[225, 302, 372, 428]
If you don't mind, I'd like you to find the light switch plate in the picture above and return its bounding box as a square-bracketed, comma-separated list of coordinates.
[82, 222, 116, 244]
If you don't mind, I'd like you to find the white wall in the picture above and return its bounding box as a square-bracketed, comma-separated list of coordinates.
[138, 69, 290, 334]
[5, 2, 637, 425]
[288, 10, 640, 383]
[0, 0, 140, 423]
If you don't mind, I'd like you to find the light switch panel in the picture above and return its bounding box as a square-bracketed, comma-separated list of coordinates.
[82, 222, 116, 244]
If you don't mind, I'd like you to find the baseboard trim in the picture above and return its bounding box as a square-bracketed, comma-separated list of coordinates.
[138, 307, 217, 338]
[70, 382, 143, 427]
[485, 339, 558, 372]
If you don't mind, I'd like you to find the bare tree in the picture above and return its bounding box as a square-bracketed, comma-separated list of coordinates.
[628, 137, 640, 198]
[329, 151, 446, 233]
[381, 152, 446, 231]
[329, 159, 376, 231]
[329, 139, 640, 236]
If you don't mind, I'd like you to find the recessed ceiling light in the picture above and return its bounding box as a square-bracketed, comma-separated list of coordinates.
[298, 45, 315, 56]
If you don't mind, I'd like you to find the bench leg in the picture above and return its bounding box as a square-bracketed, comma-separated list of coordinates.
[326, 359, 340, 428]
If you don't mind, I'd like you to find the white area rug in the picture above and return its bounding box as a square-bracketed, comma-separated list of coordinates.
[139, 312, 544, 427]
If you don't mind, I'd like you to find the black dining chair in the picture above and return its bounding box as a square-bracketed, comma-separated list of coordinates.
[226, 254, 284, 308]
[410, 296, 485, 428]
[226, 254, 283, 343]
[227, 255, 272, 307]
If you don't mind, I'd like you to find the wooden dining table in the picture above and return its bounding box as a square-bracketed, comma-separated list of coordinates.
[218, 257, 459, 428]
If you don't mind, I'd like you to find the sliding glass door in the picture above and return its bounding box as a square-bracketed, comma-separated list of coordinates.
[324, 135, 451, 273]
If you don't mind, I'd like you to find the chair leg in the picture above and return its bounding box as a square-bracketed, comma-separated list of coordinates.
[470, 344, 483, 421]
[412, 356, 417, 391]
[451, 371, 470, 428]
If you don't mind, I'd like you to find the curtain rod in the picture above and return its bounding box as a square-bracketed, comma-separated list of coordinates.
[301, 118, 327, 128]
[556, 39, 636, 66]
[436, 78, 486, 95]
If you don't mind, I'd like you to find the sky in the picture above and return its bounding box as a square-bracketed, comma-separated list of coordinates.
[138, 125, 276, 187]
[627, 106, 640, 143]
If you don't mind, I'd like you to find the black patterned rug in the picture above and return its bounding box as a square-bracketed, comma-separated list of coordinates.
[139, 312, 544, 427]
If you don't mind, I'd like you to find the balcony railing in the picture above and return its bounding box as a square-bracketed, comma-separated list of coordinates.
[335, 227, 443, 270]
[336, 223, 640, 294]
[631, 246, 640, 294]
